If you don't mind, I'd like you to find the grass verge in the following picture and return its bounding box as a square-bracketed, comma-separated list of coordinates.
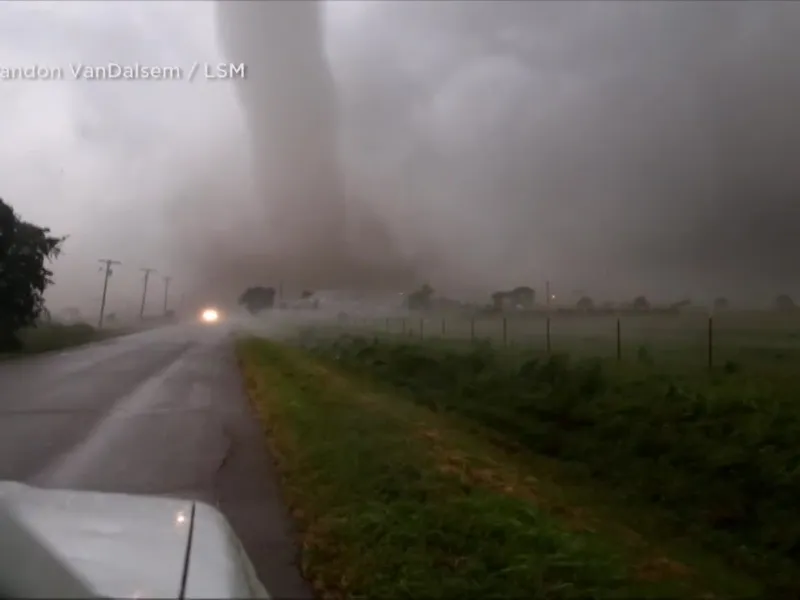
[237, 337, 759, 599]
[1, 323, 125, 359]
[299, 333, 800, 595]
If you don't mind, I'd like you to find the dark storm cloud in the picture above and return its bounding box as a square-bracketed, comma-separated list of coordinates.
[8, 1, 800, 313]
[208, 0, 800, 305]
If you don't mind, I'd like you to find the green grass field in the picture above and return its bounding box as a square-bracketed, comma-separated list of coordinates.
[1, 322, 124, 358]
[322, 309, 800, 371]
[238, 338, 763, 599]
[237, 310, 800, 598]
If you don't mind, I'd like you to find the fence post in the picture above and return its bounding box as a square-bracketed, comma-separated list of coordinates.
[616, 318, 621, 361]
[441, 317, 446, 337]
[420, 318, 424, 339]
[708, 316, 713, 370]
[470, 318, 475, 342]
[546, 317, 551, 354]
[503, 317, 508, 346]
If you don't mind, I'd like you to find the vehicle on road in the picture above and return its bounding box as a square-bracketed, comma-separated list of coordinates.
[199, 307, 222, 324]
[0, 481, 269, 599]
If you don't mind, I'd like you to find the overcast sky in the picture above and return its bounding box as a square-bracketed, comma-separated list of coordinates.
[0, 1, 231, 317]
[3, 1, 800, 317]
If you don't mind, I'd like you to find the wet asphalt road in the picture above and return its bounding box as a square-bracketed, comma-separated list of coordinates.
[0, 324, 312, 598]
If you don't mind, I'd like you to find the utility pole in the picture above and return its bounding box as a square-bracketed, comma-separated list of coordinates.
[545, 280, 551, 308]
[97, 259, 121, 329]
[139, 267, 157, 319]
[162, 275, 172, 316]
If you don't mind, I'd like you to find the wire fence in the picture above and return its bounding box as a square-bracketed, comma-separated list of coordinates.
[321, 311, 800, 370]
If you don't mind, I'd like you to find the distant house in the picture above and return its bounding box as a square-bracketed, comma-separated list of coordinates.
[491, 291, 509, 310]
[511, 286, 535, 308]
[491, 286, 535, 310]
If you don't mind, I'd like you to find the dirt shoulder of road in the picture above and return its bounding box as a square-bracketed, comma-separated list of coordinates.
[236, 337, 759, 599]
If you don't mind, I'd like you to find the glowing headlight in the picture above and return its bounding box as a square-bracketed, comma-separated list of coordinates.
[201, 308, 219, 323]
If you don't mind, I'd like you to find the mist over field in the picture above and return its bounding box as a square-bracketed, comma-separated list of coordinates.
[3, 1, 800, 317]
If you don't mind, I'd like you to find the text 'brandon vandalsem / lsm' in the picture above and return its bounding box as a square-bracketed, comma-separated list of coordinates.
[0, 62, 247, 81]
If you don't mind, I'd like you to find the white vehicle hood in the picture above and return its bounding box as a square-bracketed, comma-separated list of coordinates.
[0, 481, 269, 599]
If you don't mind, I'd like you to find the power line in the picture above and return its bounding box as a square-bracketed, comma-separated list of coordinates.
[139, 267, 157, 319]
[162, 275, 172, 316]
[97, 258, 121, 329]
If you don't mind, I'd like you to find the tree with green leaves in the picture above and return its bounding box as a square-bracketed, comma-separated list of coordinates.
[576, 296, 594, 311]
[0, 198, 65, 351]
[632, 295, 651, 311]
[407, 283, 434, 311]
[775, 294, 796, 312]
[238, 286, 276, 314]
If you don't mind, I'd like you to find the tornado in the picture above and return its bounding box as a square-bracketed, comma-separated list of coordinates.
[213, 0, 418, 294]
[215, 1, 346, 280]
